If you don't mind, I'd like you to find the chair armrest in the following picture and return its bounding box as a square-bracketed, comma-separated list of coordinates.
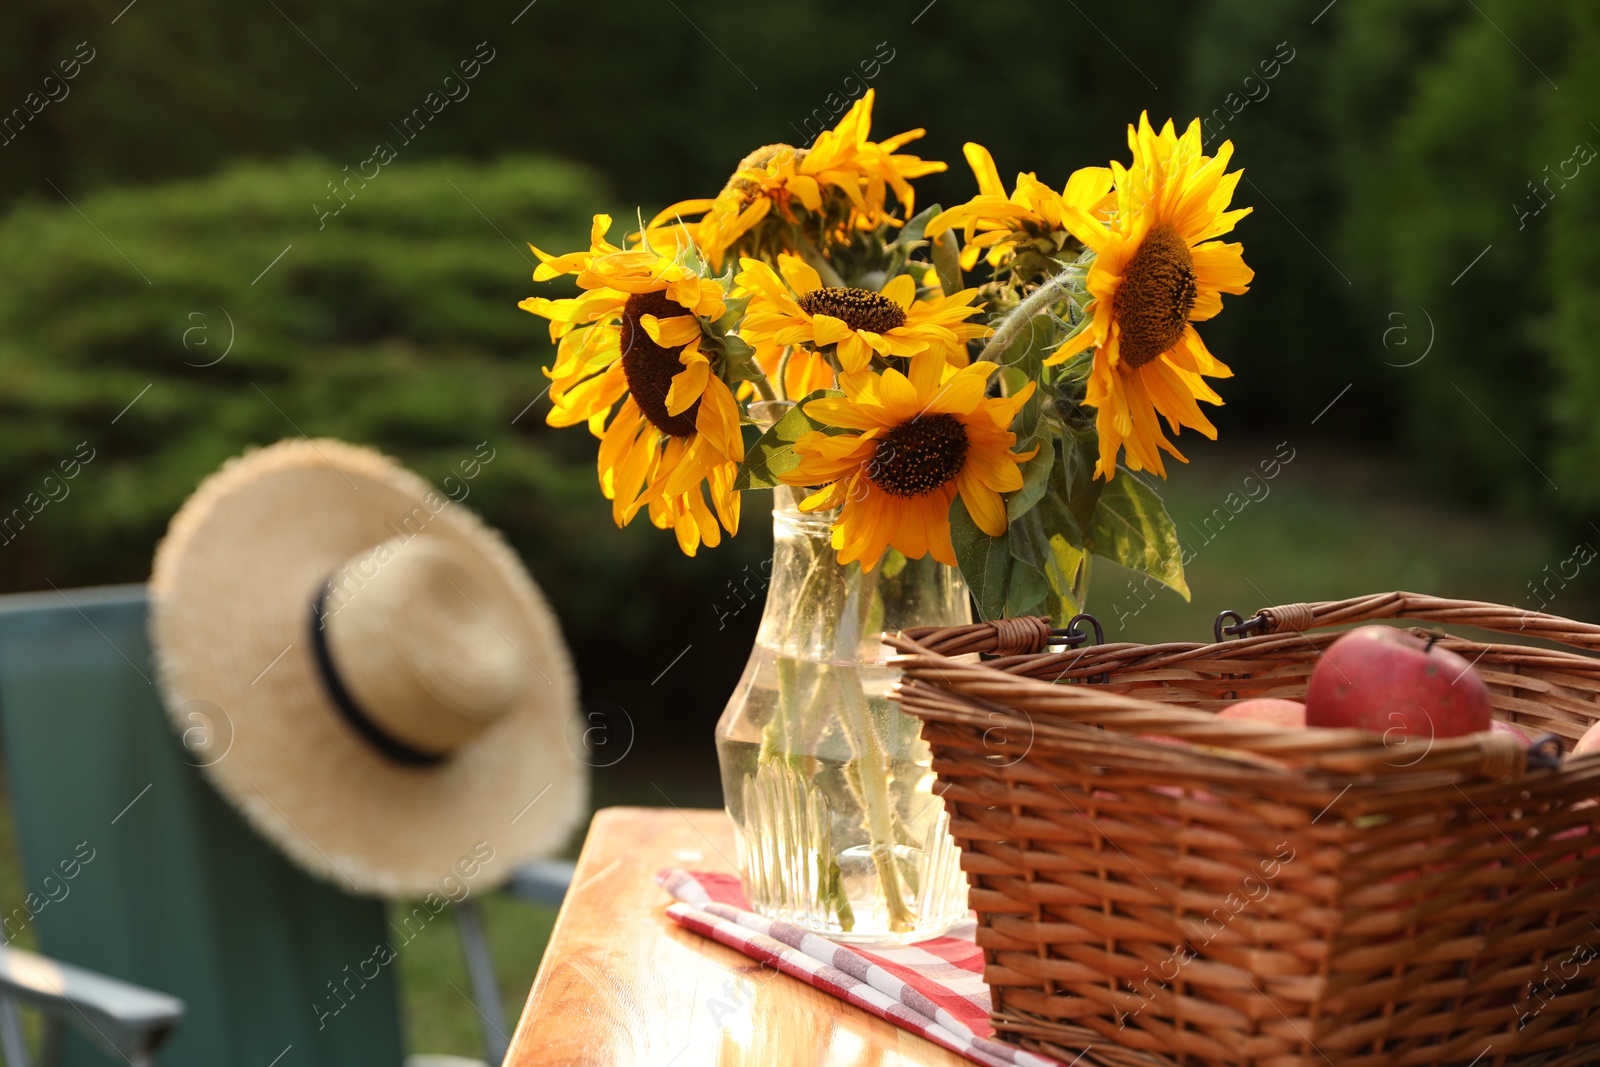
[0, 945, 183, 1061]
[501, 859, 575, 908]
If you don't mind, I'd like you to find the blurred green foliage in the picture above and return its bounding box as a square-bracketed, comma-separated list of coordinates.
[0, 0, 1593, 734]
[0, 0, 1594, 720]
[1321, 0, 1600, 511]
[0, 154, 772, 748]
[1186, 0, 1596, 520]
[5, 0, 1595, 524]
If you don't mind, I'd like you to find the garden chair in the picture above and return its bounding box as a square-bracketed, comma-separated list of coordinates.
[0, 585, 571, 1066]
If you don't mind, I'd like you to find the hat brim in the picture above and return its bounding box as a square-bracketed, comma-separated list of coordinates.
[150, 438, 587, 898]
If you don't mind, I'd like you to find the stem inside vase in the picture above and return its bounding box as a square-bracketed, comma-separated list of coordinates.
[716, 474, 973, 944]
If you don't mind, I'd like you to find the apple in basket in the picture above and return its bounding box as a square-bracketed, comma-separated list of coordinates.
[1551, 721, 1600, 859]
[1216, 698, 1306, 727]
[1490, 719, 1533, 746]
[1138, 699, 1306, 747]
[1305, 626, 1492, 739]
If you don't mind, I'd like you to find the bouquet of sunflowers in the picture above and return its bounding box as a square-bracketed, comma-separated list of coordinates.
[521, 93, 1253, 942]
[520, 92, 1251, 623]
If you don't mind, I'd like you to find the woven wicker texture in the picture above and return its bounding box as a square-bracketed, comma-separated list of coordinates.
[888, 593, 1600, 1067]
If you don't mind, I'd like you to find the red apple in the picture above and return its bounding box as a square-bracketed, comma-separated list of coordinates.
[1218, 698, 1306, 727]
[1489, 719, 1533, 746]
[1552, 800, 1596, 842]
[1305, 626, 1492, 741]
[1576, 721, 1600, 755]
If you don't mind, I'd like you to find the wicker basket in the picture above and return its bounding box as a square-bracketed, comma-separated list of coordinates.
[887, 592, 1600, 1067]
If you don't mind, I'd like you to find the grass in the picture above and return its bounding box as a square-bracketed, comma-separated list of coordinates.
[390, 894, 558, 1059]
[1083, 439, 1597, 644]
[2, 439, 1595, 1059]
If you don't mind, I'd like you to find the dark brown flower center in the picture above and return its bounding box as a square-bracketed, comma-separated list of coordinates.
[619, 290, 699, 438]
[1112, 221, 1197, 369]
[797, 286, 908, 335]
[868, 413, 969, 498]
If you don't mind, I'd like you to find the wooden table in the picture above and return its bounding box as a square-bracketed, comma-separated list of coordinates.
[506, 806, 970, 1066]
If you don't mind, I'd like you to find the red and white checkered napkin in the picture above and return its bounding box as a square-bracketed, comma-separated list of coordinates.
[657, 869, 1067, 1067]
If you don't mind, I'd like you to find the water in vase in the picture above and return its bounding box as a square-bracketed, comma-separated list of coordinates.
[713, 477, 973, 944]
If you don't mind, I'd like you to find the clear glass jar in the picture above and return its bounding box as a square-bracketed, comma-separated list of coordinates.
[714, 456, 972, 944]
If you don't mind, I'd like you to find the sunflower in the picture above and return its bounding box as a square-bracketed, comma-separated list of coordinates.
[645, 89, 945, 269]
[927, 143, 1115, 274]
[1046, 113, 1253, 481]
[736, 254, 991, 379]
[518, 214, 744, 555]
[780, 360, 1037, 571]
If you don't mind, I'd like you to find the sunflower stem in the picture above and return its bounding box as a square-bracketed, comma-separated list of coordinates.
[749, 372, 779, 405]
[835, 668, 916, 933]
[774, 346, 795, 403]
[757, 500, 914, 933]
[976, 266, 1080, 365]
[798, 235, 849, 289]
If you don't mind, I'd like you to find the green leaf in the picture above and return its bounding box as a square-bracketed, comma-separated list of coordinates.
[715, 332, 759, 383]
[1057, 421, 1104, 538]
[1009, 507, 1083, 622]
[1083, 473, 1190, 600]
[1006, 433, 1055, 522]
[733, 389, 842, 491]
[992, 314, 1056, 442]
[714, 292, 752, 331]
[894, 203, 940, 249]
[989, 311, 1054, 378]
[950, 495, 1011, 621]
[1045, 535, 1086, 619]
[1032, 483, 1084, 550]
[678, 238, 707, 276]
[1004, 509, 1052, 618]
[1005, 558, 1049, 618]
[931, 229, 964, 298]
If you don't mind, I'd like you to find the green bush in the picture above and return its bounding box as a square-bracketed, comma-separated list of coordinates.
[10, 0, 1600, 529]
[0, 154, 772, 745]
[1325, 0, 1588, 511]
[1181, 0, 1600, 523]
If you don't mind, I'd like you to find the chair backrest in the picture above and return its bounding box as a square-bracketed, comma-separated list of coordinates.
[0, 585, 404, 1067]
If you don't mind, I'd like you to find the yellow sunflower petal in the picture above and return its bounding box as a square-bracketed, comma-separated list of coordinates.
[907, 350, 945, 398]
[804, 398, 890, 432]
[672, 503, 701, 556]
[956, 469, 1007, 536]
[695, 375, 745, 463]
[963, 142, 1006, 198]
[800, 480, 850, 512]
[641, 314, 703, 348]
[876, 367, 920, 422]
[835, 332, 876, 374]
[811, 314, 854, 348]
[881, 273, 916, 311]
[777, 254, 823, 295]
[664, 353, 710, 417]
[709, 462, 740, 537]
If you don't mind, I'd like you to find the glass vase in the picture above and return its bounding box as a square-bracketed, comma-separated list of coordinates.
[714, 470, 973, 944]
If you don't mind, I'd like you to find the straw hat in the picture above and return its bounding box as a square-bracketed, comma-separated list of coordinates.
[149, 438, 586, 898]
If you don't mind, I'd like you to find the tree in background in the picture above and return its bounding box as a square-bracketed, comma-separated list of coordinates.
[1325, 0, 1596, 515]
[0, 155, 774, 752]
[1183, 0, 1599, 527]
[2, 0, 1599, 527]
